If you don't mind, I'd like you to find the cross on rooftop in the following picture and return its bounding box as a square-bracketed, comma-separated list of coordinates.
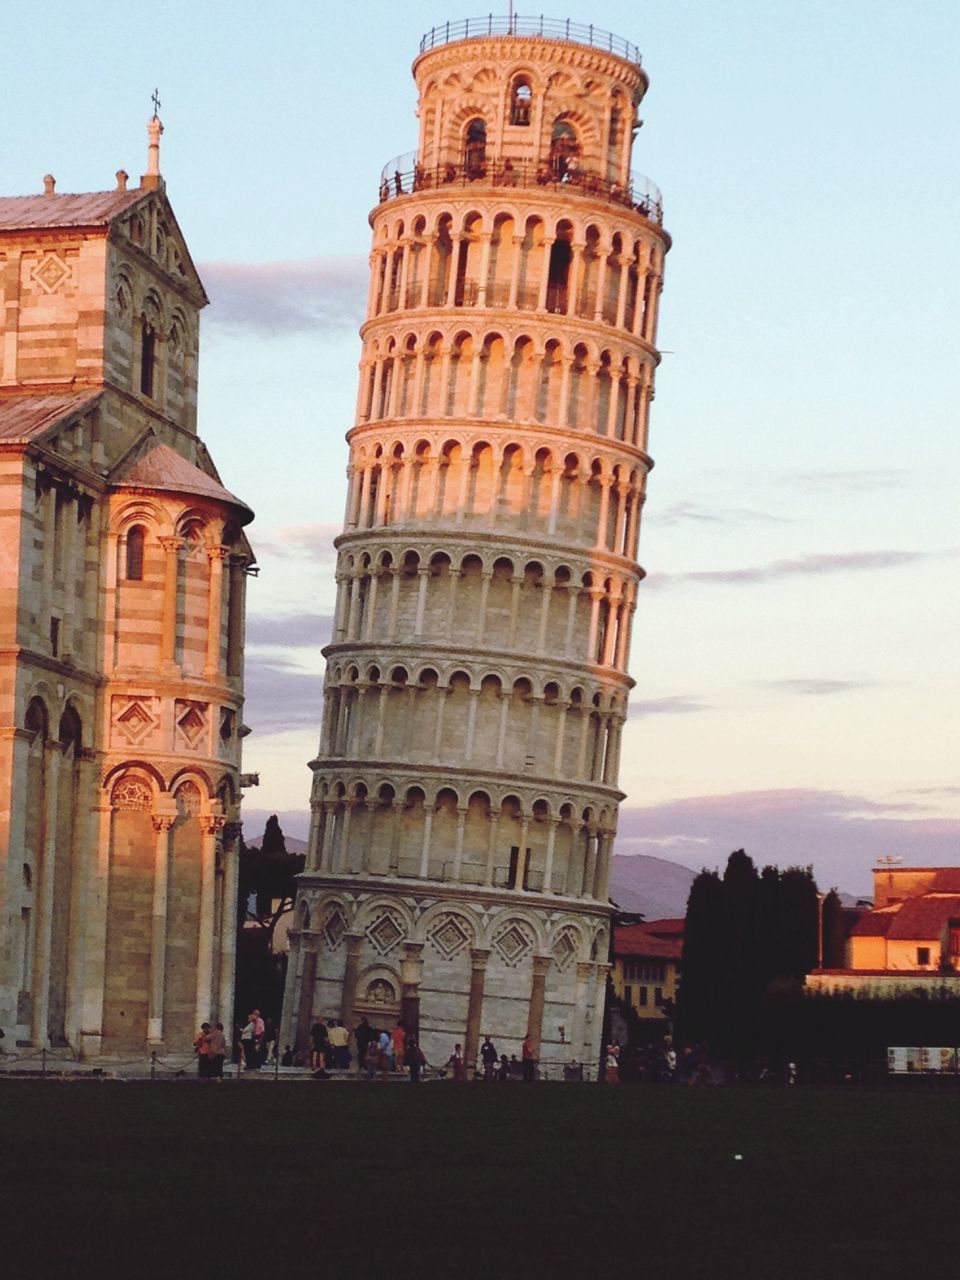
[151, 88, 161, 118]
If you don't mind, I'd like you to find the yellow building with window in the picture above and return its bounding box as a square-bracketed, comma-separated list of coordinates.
[611, 919, 682, 1018]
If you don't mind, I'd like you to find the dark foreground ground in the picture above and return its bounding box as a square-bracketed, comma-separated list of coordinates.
[1, 1079, 957, 1278]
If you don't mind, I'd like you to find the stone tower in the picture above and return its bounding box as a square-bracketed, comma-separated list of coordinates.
[0, 117, 255, 1058]
[284, 16, 669, 1075]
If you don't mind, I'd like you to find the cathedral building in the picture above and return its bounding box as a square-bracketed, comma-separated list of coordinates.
[283, 17, 670, 1075]
[0, 116, 254, 1058]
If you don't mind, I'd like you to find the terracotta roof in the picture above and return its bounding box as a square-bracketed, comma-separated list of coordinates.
[850, 909, 899, 938]
[113, 442, 252, 521]
[0, 390, 102, 442]
[931, 869, 960, 893]
[643, 918, 685, 938]
[887, 895, 960, 941]
[613, 924, 682, 959]
[0, 189, 149, 231]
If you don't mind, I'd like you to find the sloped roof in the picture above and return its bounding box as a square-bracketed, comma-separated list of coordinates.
[851, 908, 899, 938]
[0, 390, 102, 443]
[613, 924, 682, 960]
[887, 895, 960, 941]
[113, 441, 252, 522]
[0, 189, 150, 231]
[643, 918, 685, 938]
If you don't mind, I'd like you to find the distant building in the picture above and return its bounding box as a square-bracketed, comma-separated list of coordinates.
[611, 918, 682, 1017]
[0, 117, 254, 1057]
[808, 866, 960, 997]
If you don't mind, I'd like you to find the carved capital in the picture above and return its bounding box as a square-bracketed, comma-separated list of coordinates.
[470, 947, 491, 971]
[532, 955, 553, 979]
[151, 814, 175, 834]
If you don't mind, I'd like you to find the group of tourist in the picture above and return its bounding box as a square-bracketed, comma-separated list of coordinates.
[192, 1022, 229, 1078]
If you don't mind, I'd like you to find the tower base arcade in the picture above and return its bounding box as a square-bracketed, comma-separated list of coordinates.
[281, 876, 611, 1076]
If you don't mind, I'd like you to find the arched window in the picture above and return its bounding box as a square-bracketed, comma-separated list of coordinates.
[510, 78, 532, 126]
[464, 118, 487, 178]
[550, 120, 579, 179]
[140, 316, 155, 396]
[125, 525, 145, 580]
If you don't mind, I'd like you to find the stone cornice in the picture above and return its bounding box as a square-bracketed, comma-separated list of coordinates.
[305, 754, 626, 806]
[297, 869, 617, 921]
[346, 417, 654, 471]
[413, 36, 646, 93]
[332, 521, 647, 578]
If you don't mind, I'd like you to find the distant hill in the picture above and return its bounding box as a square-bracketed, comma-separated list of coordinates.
[609, 854, 697, 920]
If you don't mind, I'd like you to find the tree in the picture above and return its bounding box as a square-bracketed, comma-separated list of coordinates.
[821, 890, 846, 969]
[676, 850, 822, 1060]
[233, 816, 305, 1028]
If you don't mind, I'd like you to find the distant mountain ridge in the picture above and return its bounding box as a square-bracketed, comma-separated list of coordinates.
[609, 854, 697, 920]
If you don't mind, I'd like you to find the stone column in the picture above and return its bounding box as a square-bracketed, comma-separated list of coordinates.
[204, 548, 226, 679]
[536, 237, 555, 310]
[30, 741, 62, 1046]
[526, 955, 553, 1067]
[452, 806, 468, 881]
[543, 818, 558, 893]
[295, 929, 321, 1056]
[159, 536, 183, 666]
[195, 815, 224, 1028]
[226, 557, 246, 677]
[339, 932, 364, 1029]
[463, 947, 490, 1076]
[148, 814, 175, 1044]
[400, 942, 424, 1037]
[569, 961, 594, 1066]
[217, 821, 241, 1026]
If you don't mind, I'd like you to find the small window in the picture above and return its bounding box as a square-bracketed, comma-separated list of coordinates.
[464, 118, 487, 178]
[140, 318, 155, 396]
[917, 946, 931, 966]
[623, 985, 633, 1008]
[638, 986, 648, 1007]
[125, 526, 145, 580]
[654, 987, 663, 1007]
[510, 78, 532, 126]
[49, 616, 60, 657]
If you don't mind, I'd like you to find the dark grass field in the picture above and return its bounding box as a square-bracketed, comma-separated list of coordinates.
[1, 1080, 958, 1279]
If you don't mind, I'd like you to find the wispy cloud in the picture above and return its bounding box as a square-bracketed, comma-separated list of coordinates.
[246, 613, 333, 648]
[646, 549, 927, 589]
[255, 522, 341, 562]
[629, 695, 710, 718]
[615, 788, 960, 895]
[793, 468, 910, 491]
[200, 257, 366, 336]
[762, 678, 873, 697]
[656, 500, 790, 527]
[243, 657, 325, 733]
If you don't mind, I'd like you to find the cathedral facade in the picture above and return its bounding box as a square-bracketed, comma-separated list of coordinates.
[0, 120, 254, 1058]
[283, 17, 670, 1074]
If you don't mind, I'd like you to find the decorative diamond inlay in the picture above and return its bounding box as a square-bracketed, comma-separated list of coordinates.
[113, 696, 158, 747]
[552, 926, 579, 972]
[367, 912, 404, 955]
[176, 701, 207, 747]
[428, 913, 470, 960]
[31, 253, 70, 294]
[493, 921, 534, 967]
[321, 908, 347, 950]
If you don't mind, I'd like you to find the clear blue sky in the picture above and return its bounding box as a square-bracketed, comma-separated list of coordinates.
[8, 2, 958, 892]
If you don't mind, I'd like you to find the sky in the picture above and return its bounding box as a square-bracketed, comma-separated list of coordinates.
[7, 1, 958, 894]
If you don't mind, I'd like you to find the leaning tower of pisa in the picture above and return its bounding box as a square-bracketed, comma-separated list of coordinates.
[283, 15, 670, 1075]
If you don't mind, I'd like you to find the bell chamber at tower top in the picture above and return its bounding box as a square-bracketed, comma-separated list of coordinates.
[374, 17, 665, 225]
